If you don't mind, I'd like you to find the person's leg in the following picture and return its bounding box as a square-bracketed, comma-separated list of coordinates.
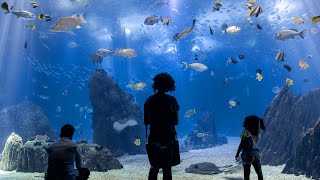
[252, 155, 263, 180]
[148, 166, 159, 180]
[162, 166, 172, 180]
[243, 164, 251, 180]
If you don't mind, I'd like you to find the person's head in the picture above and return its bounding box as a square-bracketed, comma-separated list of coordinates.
[152, 72, 176, 93]
[243, 115, 265, 135]
[60, 124, 75, 140]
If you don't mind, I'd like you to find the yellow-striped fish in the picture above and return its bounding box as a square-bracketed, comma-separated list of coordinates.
[133, 138, 141, 146]
[26, 24, 35, 30]
[299, 61, 309, 70]
[248, 5, 263, 17]
[286, 78, 293, 86]
[293, 17, 304, 24]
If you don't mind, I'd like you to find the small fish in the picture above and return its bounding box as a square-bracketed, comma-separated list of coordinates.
[293, 17, 304, 24]
[286, 78, 293, 86]
[213, 1, 223, 12]
[227, 58, 238, 64]
[257, 24, 263, 30]
[283, 64, 292, 72]
[30, 1, 39, 8]
[229, 98, 239, 108]
[245, 1, 255, 9]
[275, 29, 306, 41]
[299, 61, 309, 70]
[115, 48, 137, 58]
[38, 13, 52, 21]
[24, 40, 28, 48]
[307, 54, 312, 58]
[238, 54, 245, 60]
[209, 26, 213, 35]
[133, 138, 141, 146]
[163, 18, 171, 25]
[310, 15, 320, 23]
[196, 133, 206, 138]
[248, 5, 263, 17]
[256, 73, 263, 81]
[183, 62, 208, 72]
[1, 2, 10, 13]
[62, 89, 68, 96]
[303, 78, 309, 83]
[223, 25, 241, 34]
[275, 50, 286, 61]
[68, 42, 78, 48]
[56, 106, 61, 112]
[38, 95, 50, 100]
[144, 15, 163, 25]
[130, 82, 146, 91]
[26, 24, 35, 30]
[194, 54, 199, 61]
[210, 70, 215, 77]
[185, 108, 196, 118]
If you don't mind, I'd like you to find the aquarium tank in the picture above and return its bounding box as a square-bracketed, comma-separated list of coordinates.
[0, 0, 319, 179]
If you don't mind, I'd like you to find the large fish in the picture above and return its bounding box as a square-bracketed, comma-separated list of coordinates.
[183, 62, 208, 72]
[144, 15, 163, 25]
[275, 29, 306, 40]
[11, 10, 35, 20]
[50, 13, 86, 32]
[115, 48, 137, 58]
[173, 19, 196, 40]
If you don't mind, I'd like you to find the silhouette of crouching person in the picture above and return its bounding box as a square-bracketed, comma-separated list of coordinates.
[144, 73, 181, 180]
[45, 124, 83, 180]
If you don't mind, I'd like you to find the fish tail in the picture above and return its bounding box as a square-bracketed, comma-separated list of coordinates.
[191, 19, 196, 29]
[166, 0, 170, 5]
[299, 29, 306, 39]
[182, 62, 189, 71]
[78, 13, 87, 24]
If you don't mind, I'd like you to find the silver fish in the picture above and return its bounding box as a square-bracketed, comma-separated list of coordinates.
[11, 10, 36, 20]
[275, 29, 306, 40]
[96, 48, 115, 57]
[144, 15, 163, 25]
[173, 19, 196, 41]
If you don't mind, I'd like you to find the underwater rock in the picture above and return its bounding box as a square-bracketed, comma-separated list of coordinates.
[0, 101, 54, 152]
[79, 143, 123, 171]
[185, 162, 222, 175]
[282, 119, 320, 179]
[184, 110, 227, 150]
[260, 85, 320, 165]
[0, 133, 23, 171]
[89, 69, 144, 156]
[16, 135, 51, 172]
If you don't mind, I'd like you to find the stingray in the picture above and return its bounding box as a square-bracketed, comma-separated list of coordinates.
[151, 19, 196, 52]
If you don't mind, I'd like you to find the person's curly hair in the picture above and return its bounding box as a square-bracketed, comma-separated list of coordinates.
[243, 115, 265, 136]
[152, 72, 176, 93]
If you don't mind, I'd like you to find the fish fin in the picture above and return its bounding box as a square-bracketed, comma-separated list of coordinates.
[76, 25, 81, 29]
[182, 62, 188, 71]
[299, 29, 306, 39]
[289, 29, 298, 32]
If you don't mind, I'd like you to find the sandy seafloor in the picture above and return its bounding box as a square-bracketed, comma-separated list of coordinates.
[0, 137, 311, 180]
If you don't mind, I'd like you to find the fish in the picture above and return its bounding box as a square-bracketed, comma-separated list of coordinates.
[26, 24, 35, 30]
[133, 139, 141, 146]
[24, 40, 28, 48]
[213, 1, 223, 12]
[275, 50, 286, 61]
[113, 119, 138, 131]
[184, 108, 196, 118]
[209, 26, 213, 35]
[56, 106, 62, 112]
[11, 10, 36, 20]
[245, 1, 255, 9]
[275, 29, 306, 40]
[194, 54, 199, 61]
[238, 54, 245, 60]
[283, 64, 292, 72]
[149, 0, 170, 9]
[75, 104, 80, 108]
[210, 71, 215, 77]
[144, 15, 163, 25]
[227, 58, 238, 64]
[38, 13, 52, 21]
[50, 13, 87, 32]
[272, 86, 281, 94]
[1, 2, 10, 13]
[257, 24, 263, 30]
[96, 48, 115, 57]
[248, 5, 263, 17]
[197, 133, 207, 138]
[130, 82, 146, 91]
[229, 97, 239, 108]
[115, 48, 137, 58]
[286, 78, 293, 86]
[183, 62, 208, 72]
[256, 69, 263, 81]
[310, 15, 320, 23]
[68, 42, 79, 48]
[163, 18, 171, 25]
[307, 54, 312, 58]
[222, 25, 241, 34]
[38, 95, 50, 100]
[30, 1, 39, 8]
[293, 17, 304, 24]
[299, 61, 309, 70]
[173, 19, 196, 41]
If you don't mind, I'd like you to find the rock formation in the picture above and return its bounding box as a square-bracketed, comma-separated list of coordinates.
[0, 133, 23, 171]
[184, 110, 227, 150]
[1, 133, 123, 173]
[80, 143, 123, 171]
[0, 101, 54, 151]
[282, 119, 320, 179]
[259, 85, 320, 165]
[89, 69, 144, 156]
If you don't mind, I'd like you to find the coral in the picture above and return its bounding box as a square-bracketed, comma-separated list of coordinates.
[0, 133, 23, 171]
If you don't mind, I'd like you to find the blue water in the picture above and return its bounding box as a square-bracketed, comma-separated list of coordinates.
[0, 0, 320, 140]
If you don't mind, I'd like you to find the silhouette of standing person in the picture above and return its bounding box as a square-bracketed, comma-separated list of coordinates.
[236, 115, 265, 180]
[144, 73, 180, 180]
